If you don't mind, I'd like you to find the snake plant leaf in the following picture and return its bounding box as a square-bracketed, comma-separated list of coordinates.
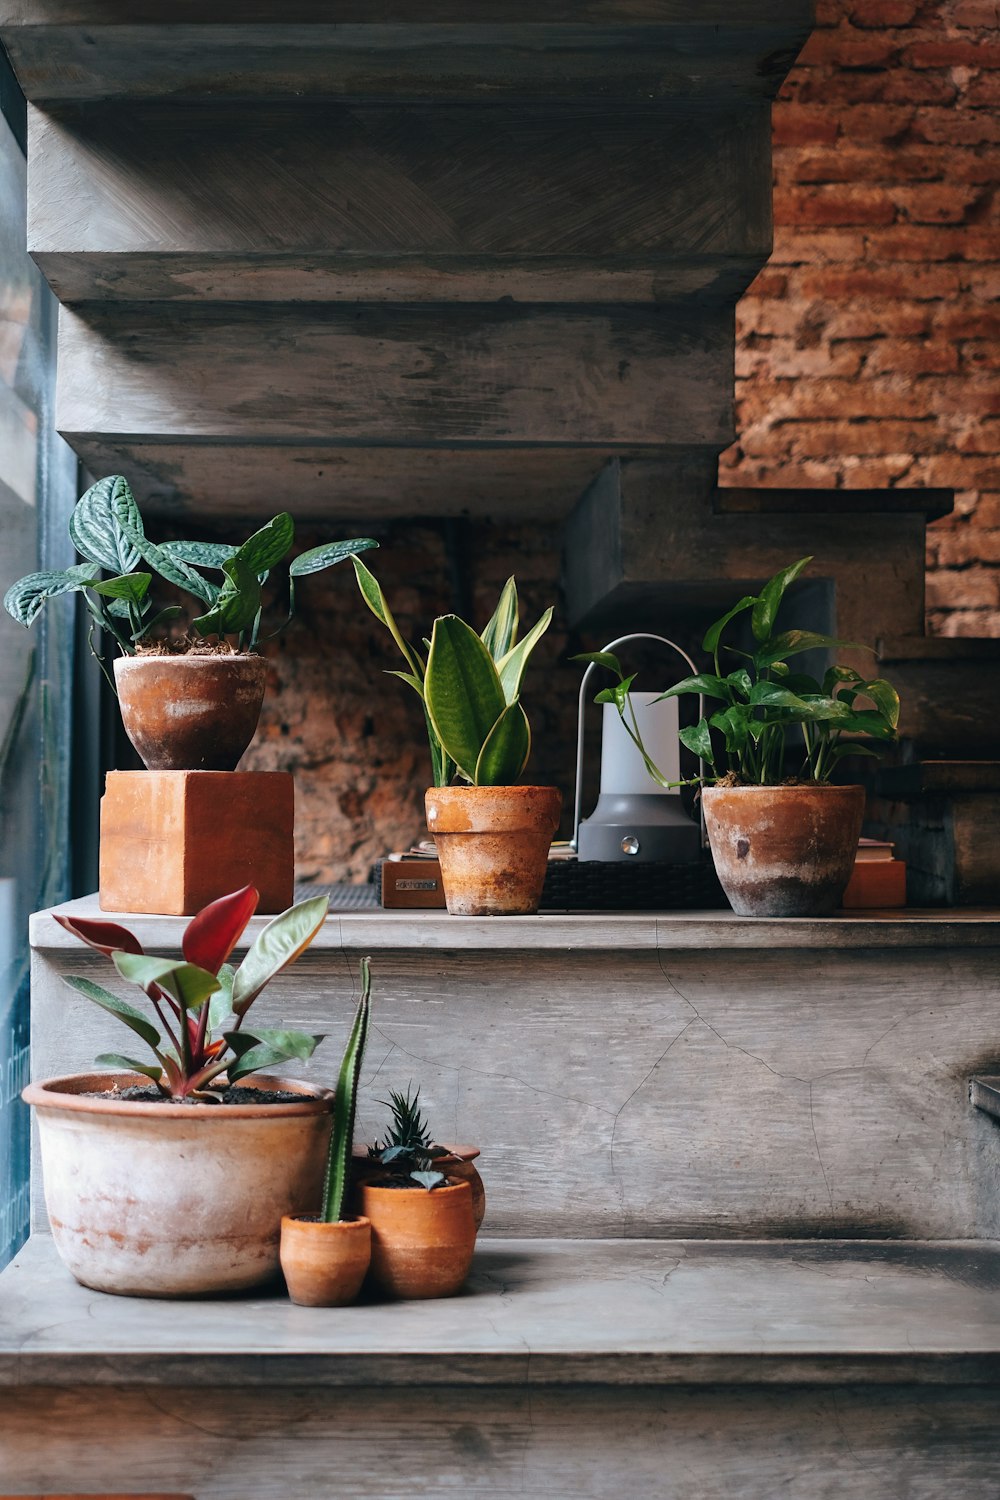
[182, 884, 259, 975]
[231, 894, 329, 1016]
[754, 630, 858, 669]
[425, 615, 507, 781]
[474, 700, 531, 786]
[160, 540, 237, 570]
[4, 567, 97, 628]
[702, 595, 758, 655]
[857, 677, 901, 728]
[751, 556, 812, 643]
[656, 673, 732, 702]
[321, 955, 372, 1223]
[495, 606, 553, 704]
[191, 554, 261, 636]
[111, 486, 215, 605]
[89, 572, 152, 604]
[113, 954, 221, 1011]
[481, 576, 519, 661]
[351, 553, 421, 675]
[94, 1053, 164, 1083]
[678, 717, 715, 765]
[69, 475, 142, 575]
[64, 975, 162, 1050]
[386, 669, 425, 696]
[290, 536, 378, 578]
[237, 513, 294, 577]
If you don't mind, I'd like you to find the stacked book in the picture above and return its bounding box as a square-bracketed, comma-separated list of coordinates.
[841, 839, 907, 909]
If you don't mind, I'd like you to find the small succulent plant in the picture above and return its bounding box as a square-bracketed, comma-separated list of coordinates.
[369, 1085, 449, 1191]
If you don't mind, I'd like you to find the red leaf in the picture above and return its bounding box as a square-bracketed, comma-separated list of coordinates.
[182, 885, 259, 975]
[54, 913, 143, 958]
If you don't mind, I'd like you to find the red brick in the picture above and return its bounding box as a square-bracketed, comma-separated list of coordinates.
[781, 146, 939, 184]
[891, 184, 985, 222]
[964, 73, 1000, 106]
[912, 109, 1000, 144]
[934, 528, 1000, 564]
[926, 567, 1000, 608]
[934, 306, 1000, 338]
[752, 419, 940, 457]
[931, 607, 1000, 635]
[823, 302, 933, 336]
[955, 421, 1000, 453]
[743, 268, 789, 298]
[865, 337, 961, 374]
[837, 105, 916, 142]
[798, 31, 901, 67]
[945, 0, 1000, 24]
[735, 338, 867, 379]
[905, 39, 1000, 67]
[770, 228, 868, 264]
[772, 107, 842, 147]
[840, 454, 919, 484]
[773, 185, 896, 226]
[795, 265, 961, 298]
[967, 492, 1000, 525]
[909, 454, 1000, 486]
[718, 453, 845, 488]
[850, 0, 920, 23]
[863, 225, 1000, 260]
[737, 378, 941, 420]
[960, 340, 1000, 370]
[967, 269, 1000, 300]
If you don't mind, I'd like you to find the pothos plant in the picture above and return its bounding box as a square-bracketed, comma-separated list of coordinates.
[54, 886, 330, 1099]
[4, 474, 377, 690]
[368, 1086, 451, 1191]
[352, 558, 552, 788]
[576, 557, 900, 787]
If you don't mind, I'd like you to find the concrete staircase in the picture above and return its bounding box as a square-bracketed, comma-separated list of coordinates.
[4, 899, 1000, 1495]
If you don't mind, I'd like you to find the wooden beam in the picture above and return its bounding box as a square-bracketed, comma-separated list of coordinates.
[29, 104, 771, 301]
[2, 13, 813, 104]
[56, 304, 735, 447]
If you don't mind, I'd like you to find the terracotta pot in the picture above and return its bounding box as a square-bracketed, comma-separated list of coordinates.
[114, 653, 267, 771]
[424, 785, 561, 916]
[702, 783, 866, 917]
[359, 1179, 477, 1299]
[353, 1144, 486, 1229]
[24, 1072, 334, 1298]
[280, 1214, 372, 1307]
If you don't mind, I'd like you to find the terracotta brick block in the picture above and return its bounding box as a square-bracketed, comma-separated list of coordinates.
[891, 184, 984, 223]
[904, 38, 1000, 68]
[912, 109, 1000, 145]
[99, 771, 294, 916]
[947, 0, 1000, 24]
[772, 107, 841, 147]
[837, 105, 916, 141]
[798, 31, 901, 67]
[865, 337, 960, 374]
[773, 185, 896, 226]
[850, 0, 920, 23]
[865, 225, 1000, 260]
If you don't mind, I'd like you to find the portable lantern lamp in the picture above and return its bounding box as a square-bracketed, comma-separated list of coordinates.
[572, 633, 704, 864]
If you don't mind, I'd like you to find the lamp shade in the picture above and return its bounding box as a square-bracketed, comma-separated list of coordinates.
[599, 692, 680, 796]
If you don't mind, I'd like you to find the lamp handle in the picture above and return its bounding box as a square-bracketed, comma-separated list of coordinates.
[571, 632, 706, 853]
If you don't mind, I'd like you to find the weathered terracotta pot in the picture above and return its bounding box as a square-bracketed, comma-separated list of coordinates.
[359, 1179, 477, 1299]
[114, 653, 267, 771]
[424, 785, 561, 916]
[24, 1072, 334, 1298]
[353, 1144, 486, 1229]
[280, 1214, 372, 1307]
[702, 783, 866, 917]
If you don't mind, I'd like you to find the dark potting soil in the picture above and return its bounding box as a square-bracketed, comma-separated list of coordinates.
[82, 1086, 313, 1105]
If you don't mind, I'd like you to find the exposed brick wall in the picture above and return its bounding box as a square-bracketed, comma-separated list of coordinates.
[722, 0, 1000, 636]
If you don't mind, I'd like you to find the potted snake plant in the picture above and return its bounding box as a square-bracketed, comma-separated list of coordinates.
[353, 561, 560, 915]
[577, 557, 900, 917]
[4, 474, 376, 771]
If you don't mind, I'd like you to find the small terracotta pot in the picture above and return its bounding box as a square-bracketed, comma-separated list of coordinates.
[424, 785, 561, 916]
[702, 783, 866, 917]
[114, 654, 267, 770]
[280, 1214, 372, 1307]
[353, 1144, 486, 1229]
[24, 1071, 334, 1297]
[360, 1179, 477, 1299]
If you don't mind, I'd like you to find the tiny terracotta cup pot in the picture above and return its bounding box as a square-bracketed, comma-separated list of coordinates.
[424, 785, 561, 916]
[280, 1214, 372, 1307]
[114, 653, 267, 771]
[360, 1179, 477, 1299]
[702, 782, 866, 917]
[353, 1145, 486, 1230]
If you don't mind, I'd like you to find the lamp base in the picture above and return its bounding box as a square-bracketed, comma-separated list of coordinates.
[578, 793, 701, 864]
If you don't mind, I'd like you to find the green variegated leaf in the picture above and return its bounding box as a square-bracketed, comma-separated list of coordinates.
[238, 513, 294, 576]
[134, 605, 183, 638]
[192, 555, 260, 637]
[89, 572, 151, 604]
[657, 674, 731, 702]
[481, 576, 519, 661]
[754, 631, 857, 669]
[4, 568, 95, 628]
[69, 475, 142, 574]
[748, 682, 810, 711]
[322, 957, 372, 1222]
[290, 536, 378, 578]
[571, 650, 625, 677]
[425, 615, 508, 781]
[474, 700, 531, 786]
[858, 677, 900, 729]
[710, 704, 750, 754]
[595, 674, 637, 713]
[160, 540, 237, 570]
[495, 606, 552, 704]
[231, 894, 329, 1015]
[112, 487, 215, 605]
[113, 954, 221, 1011]
[703, 595, 757, 655]
[679, 717, 714, 764]
[751, 556, 811, 643]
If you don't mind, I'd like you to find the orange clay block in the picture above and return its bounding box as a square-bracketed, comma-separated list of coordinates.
[99, 770, 294, 916]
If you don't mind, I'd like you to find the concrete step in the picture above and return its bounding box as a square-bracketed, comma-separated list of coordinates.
[2, 1234, 1000, 1496]
[30, 898, 1000, 1243]
[1, 7, 812, 106]
[29, 103, 772, 304]
[867, 760, 1000, 906]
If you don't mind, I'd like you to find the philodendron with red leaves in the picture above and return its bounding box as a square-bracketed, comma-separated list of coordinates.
[54, 885, 329, 1098]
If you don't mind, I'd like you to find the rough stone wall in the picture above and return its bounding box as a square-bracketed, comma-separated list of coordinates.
[722, 0, 1000, 636]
